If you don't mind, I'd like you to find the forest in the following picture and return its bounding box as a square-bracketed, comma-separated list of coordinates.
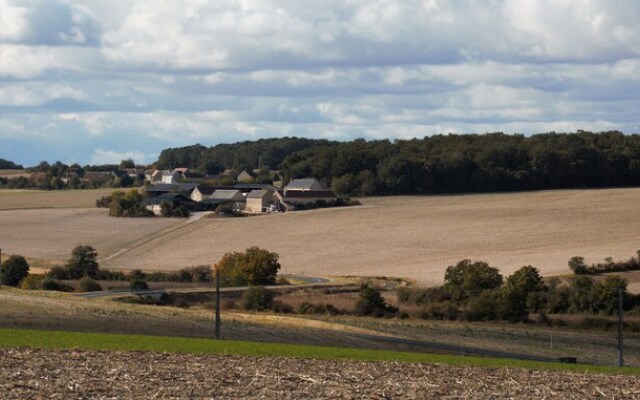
[155, 131, 640, 196]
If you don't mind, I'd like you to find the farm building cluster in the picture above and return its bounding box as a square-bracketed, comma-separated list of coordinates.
[140, 173, 338, 216]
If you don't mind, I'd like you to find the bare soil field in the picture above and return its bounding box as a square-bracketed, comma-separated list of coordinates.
[0, 208, 179, 266]
[101, 188, 640, 284]
[2, 348, 638, 399]
[0, 169, 31, 179]
[1, 188, 639, 283]
[0, 188, 114, 210]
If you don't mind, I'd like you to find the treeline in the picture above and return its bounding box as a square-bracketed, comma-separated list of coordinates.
[155, 138, 333, 174]
[0, 160, 143, 190]
[569, 251, 640, 275]
[398, 259, 640, 323]
[154, 131, 640, 196]
[0, 158, 23, 169]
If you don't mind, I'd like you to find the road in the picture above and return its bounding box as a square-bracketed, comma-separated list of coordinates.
[76, 274, 332, 299]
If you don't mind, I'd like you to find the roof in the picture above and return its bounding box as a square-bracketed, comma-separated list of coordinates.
[234, 183, 277, 191]
[247, 189, 272, 199]
[200, 198, 236, 205]
[210, 189, 243, 200]
[280, 189, 337, 199]
[193, 185, 231, 196]
[83, 171, 114, 180]
[173, 168, 189, 173]
[145, 183, 197, 193]
[284, 178, 322, 191]
[140, 192, 193, 206]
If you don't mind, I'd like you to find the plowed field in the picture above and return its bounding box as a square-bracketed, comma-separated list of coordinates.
[1, 348, 638, 399]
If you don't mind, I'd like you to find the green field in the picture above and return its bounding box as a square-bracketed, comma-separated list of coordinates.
[0, 328, 638, 376]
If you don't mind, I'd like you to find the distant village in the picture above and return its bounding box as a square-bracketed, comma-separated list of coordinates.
[137, 168, 339, 216]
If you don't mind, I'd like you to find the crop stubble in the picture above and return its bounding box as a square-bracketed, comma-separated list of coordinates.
[1, 348, 639, 399]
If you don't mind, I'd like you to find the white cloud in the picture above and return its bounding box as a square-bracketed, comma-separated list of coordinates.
[0, 0, 101, 46]
[1, 0, 640, 166]
[89, 149, 147, 165]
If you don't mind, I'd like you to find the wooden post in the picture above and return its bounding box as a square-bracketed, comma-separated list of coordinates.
[215, 268, 221, 339]
[0, 247, 3, 288]
[617, 289, 624, 367]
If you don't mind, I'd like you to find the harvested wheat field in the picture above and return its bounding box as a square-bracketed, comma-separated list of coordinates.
[0, 208, 179, 265]
[1, 188, 639, 283]
[99, 188, 640, 284]
[0, 188, 115, 210]
[1, 348, 638, 399]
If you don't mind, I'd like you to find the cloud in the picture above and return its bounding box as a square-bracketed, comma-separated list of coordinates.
[1, 1, 640, 166]
[0, 0, 101, 46]
[89, 149, 148, 165]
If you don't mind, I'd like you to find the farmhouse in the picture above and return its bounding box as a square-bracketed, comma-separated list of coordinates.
[161, 171, 180, 184]
[246, 189, 275, 213]
[276, 189, 337, 210]
[140, 193, 195, 215]
[205, 189, 246, 211]
[284, 178, 323, 191]
[145, 183, 197, 198]
[233, 183, 277, 194]
[123, 168, 144, 178]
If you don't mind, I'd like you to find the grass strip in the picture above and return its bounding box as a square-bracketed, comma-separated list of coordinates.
[0, 327, 638, 375]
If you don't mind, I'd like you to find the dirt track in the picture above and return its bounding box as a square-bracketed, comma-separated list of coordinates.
[1, 348, 638, 399]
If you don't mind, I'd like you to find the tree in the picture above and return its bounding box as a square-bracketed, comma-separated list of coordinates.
[498, 266, 545, 320]
[66, 245, 99, 279]
[569, 276, 596, 313]
[593, 275, 627, 315]
[354, 285, 397, 317]
[1, 255, 30, 287]
[568, 256, 588, 274]
[240, 247, 281, 285]
[444, 259, 503, 300]
[214, 247, 281, 287]
[120, 158, 136, 169]
[240, 286, 274, 311]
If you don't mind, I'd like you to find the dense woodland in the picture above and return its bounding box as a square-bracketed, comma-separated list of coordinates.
[0, 158, 23, 169]
[156, 131, 640, 196]
[3, 131, 640, 195]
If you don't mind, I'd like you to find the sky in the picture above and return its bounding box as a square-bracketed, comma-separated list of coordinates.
[1, 0, 640, 166]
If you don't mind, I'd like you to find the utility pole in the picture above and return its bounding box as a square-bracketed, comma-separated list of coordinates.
[215, 268, 221, 339]
[617, 288, 624, 367]
[0, 247, 3, 287]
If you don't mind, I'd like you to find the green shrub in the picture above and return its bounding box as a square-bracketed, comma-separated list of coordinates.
[568, 256, 588, 274]
[46, 265, 69, 280]
[127, 269, 146, 281]
[41, 278, 73, 292]
[417, 302, 460, 321]
[77, 277, 102, 292]
[354, 285, 397, 317]
[271, 301, 294, 314]
[240, 286, 274, 311]
[130, 279, 149, 290]
[276, 276, 291, 285]
[444, 259, 503, 300]
[1, 255, 30, 287]
[465, 290, 500, 321]
[397, 285, 452, 305]
[95, 269, 127, 281]
[297, 302, 343, 315]
[20, 275, 43, 290]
